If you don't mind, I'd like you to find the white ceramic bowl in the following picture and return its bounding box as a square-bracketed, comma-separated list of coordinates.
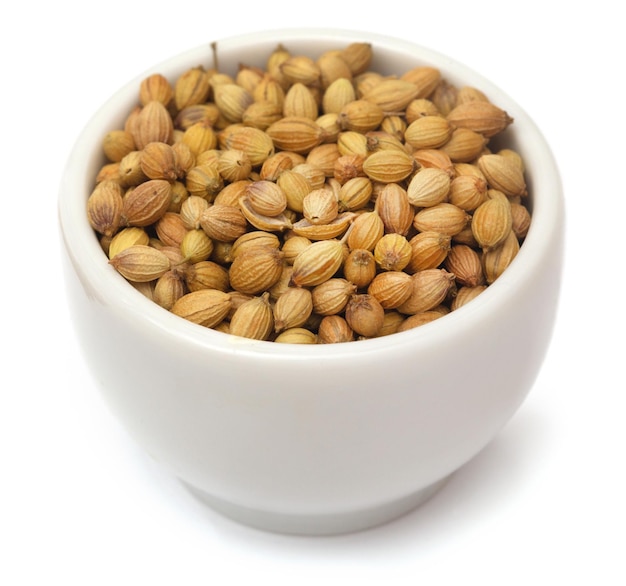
[58, 28, 564, 535]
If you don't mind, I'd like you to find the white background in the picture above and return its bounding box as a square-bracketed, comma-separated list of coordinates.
[2, 2, 624, 584]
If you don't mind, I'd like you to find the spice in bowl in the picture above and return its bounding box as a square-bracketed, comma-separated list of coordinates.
[87, 41, 530, 343]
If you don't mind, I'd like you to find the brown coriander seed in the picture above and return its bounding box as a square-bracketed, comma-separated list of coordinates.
[317, 315, 354, 344]
[367, 271, 413, 309]
[121, 179, 172, 227]
[266, 116, 325, 154]
[213, 83, 254, 124]
[184, 261, 230, 293]
[412, 203, 470, 237]
[102, 130, 136, 163]
[229, 246, 285, 295]
[446, 100, 513, 138]
[343, 249, 377, 289]
[221, 125, 276, 167]
[373, 233, 413, 272]
[471, 197, 513, 251]
[449, 174, 488, 211]
[337, 176, 373, 212]
[230, 231, 281, 260]
[279, 55, 322, 86]
[179, 195, 209, 230]
[311, 278, 357, 316]
[174, 66, 211, 111]
[316, 50, 353, 88]
[405, 231, 451, 273]
[199, 204, 248, 242]
[167, 180, 190, 213]
[397, 269, 456, 315]
[306, 142, 342, 176]
[444, 244, 485, 287]
[139, 73, 173, 107]
[396, 311, 444, 332]
[440, 128, 487, 163]
[273, 287, 314, 333]
[511, 202, 531, 239]
[290, 239, 345, 287]
[118, 150, 148, 187]
[406, 167, 451, 208]
[340, 42, 373, 76]
[217, 149, 253, 182]
[153, 270, 185, 310]
[229, 293, 274, 340]
[245, 180, 288, 217]
[451, 285, 487, 310]
[239, 196, 294, 233]
[482, 230, 520, 284]
[346, 210, 384, 251]
[155, 212, 187, 247]
[109, 244, 171, 282]
[322, 77, 357, 114]
[362, 78, 419, 111]
[131, 100, 174, 150]
[345, 294, 385, 338]
[477, 153, 527, 198]
[404, 115, 453, 150]
[362, 149, 416, 184]
[139, 142, 179, 182]
[180, 229, 214, 264]
[87, 180, 124, 237]
[283, 82, 320, 120]
[171, 289, 232, 328]
[212, 179, 253, 208]
[302, 188, 339, 225]
[185, 164, 223, 200]
[274, 328, 318, 344]
[401, 65, 442, 98]
[108, 227, 150, 259]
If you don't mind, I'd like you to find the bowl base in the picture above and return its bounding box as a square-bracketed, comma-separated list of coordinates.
[182, 476, 451, 536]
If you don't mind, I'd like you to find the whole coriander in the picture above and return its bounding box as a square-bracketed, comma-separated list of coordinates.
[93, 40, 532, 343]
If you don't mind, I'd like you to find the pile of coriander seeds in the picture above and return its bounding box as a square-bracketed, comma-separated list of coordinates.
[87, 41, 532, 343]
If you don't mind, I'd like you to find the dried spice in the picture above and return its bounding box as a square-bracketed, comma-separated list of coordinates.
[91, 40, 531, 342]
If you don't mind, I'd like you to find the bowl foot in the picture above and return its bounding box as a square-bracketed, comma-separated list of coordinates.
[182, 476, 451, 536]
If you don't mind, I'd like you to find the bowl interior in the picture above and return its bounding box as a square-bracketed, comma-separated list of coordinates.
[58, 28, 563, 359]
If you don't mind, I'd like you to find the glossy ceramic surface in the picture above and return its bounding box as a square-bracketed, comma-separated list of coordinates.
[58, 28, 564, 535]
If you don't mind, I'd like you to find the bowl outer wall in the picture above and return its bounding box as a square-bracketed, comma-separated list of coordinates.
[58, 29, 565, 516]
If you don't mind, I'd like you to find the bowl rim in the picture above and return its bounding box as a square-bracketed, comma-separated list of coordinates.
[58, 27, 564, 361]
